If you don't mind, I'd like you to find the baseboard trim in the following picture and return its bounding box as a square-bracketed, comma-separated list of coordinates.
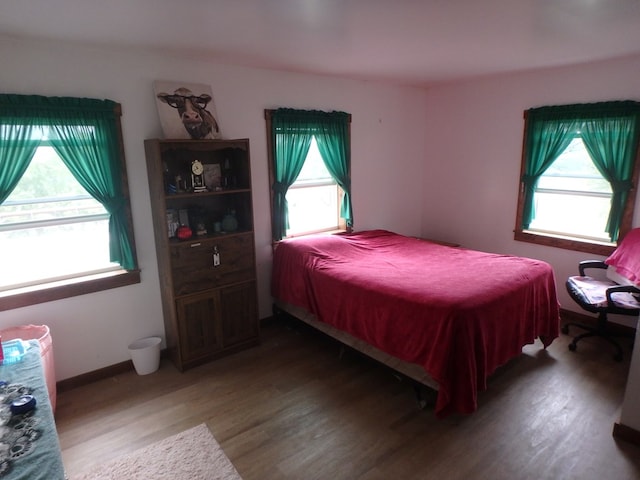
[57, 318, 274, 392]
[613, 422, 640, 446]
[56, 359, 133, 393]
[559, 308, 636, 336]
[56, 348, 169, 393]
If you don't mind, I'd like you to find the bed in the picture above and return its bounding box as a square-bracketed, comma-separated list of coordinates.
[271, 230, 560, 418]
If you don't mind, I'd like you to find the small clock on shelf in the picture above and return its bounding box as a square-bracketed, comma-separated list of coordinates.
[191, 159, 207, 192]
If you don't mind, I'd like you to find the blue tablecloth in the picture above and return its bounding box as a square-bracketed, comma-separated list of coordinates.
[0, 340, 65, 479]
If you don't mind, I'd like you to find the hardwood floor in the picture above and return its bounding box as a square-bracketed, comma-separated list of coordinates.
[56, 318, 640, 480]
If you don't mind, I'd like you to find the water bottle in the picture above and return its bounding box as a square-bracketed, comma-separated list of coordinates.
[1, 339, 29, 365]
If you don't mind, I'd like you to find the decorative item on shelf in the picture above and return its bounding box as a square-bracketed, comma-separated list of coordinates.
[204, 163, 222, 191]
[221, 210, 238, 232]
[222, 157, 233, 188]
[175, 175, 187, 193]
[178, 209, 190, 226]
[189, 206, 208, 236]
[175, 225, 193, 241]
[195, 221, 207, 236]
[191, 159, 207, 193]
[164, 162, 177, 194]
[166, 209, 179, 238]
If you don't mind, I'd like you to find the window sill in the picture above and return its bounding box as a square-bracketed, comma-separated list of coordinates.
[272, 228, 348, 251]
[0, 269, 141, 312]
[514, 230, 615, 256]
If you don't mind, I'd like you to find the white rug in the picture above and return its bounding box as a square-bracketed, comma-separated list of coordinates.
[70, 424, 242, 480]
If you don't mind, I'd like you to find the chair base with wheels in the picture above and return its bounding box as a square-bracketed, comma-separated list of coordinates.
[565, 261, 639, 362]
[561, 311, 634, 362]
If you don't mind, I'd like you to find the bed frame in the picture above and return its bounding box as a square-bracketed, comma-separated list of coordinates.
[273, 299, 439, 407]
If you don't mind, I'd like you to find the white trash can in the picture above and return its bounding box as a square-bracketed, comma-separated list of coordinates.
[128, 336, 162, 375]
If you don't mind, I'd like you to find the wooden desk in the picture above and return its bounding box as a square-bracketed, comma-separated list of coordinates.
[0, 341, 65, 479]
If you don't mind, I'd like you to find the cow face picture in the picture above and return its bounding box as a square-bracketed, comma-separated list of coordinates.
[154, 81, 222, 139]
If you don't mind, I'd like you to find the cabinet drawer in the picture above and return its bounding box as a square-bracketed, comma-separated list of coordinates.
[171, 234, 255, 295]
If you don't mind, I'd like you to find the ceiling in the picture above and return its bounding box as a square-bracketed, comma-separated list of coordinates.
[2, 0, 640, 87]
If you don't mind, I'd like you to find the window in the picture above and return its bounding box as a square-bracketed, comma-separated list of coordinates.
[285, 137, 340, 236]
[529, 137, 612, 242]
[0, 94, 139, 311]
[265, 108, 352, 242]
[515, 101, 640, 256]
[1, 145, 116, 290]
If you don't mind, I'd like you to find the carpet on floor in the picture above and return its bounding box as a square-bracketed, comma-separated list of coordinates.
[69, 423, 242, 480]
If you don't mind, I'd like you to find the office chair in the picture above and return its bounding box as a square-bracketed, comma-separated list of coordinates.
[564, 228, 640, 361]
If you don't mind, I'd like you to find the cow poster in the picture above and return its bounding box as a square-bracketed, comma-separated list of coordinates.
[153, 80, 222, 140]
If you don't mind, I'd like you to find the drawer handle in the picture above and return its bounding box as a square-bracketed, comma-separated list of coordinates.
[190, 243, 202, 248]
[213, 245, 221, 267]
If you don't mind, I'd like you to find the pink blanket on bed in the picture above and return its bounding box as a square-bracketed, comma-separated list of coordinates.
[272, 230, 560, 417]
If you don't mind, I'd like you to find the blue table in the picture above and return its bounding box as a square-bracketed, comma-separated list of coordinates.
[0, 340, 65, 479]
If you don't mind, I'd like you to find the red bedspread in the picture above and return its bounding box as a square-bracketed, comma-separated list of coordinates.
[271, 230, 560, 417]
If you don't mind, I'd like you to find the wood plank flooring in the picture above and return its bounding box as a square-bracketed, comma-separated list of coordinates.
[56, 318, 640, 480]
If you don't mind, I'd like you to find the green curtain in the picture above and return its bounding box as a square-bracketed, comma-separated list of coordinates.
[521, 101, 640, 241]
[580, 110, 640, 242]
[521, 109, 579, 228]
[0, 94, 138, 270]
[270, 108, 352, 242]
[0, 122, 40, 204]
[313, 112, 353, 229]
[271, 109, 313, 241]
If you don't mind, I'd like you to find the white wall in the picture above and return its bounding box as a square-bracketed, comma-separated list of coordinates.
[0, 35, 427, 381]
[422, 54, 640, 325]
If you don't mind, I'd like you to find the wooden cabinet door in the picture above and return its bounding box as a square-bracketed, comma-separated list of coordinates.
[220, 281, 258, 347]
[175, 291, 223, 364]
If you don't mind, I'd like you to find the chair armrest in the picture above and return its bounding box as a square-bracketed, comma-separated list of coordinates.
[606, 284, 640, 304]
[578, 260, 608, 276]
